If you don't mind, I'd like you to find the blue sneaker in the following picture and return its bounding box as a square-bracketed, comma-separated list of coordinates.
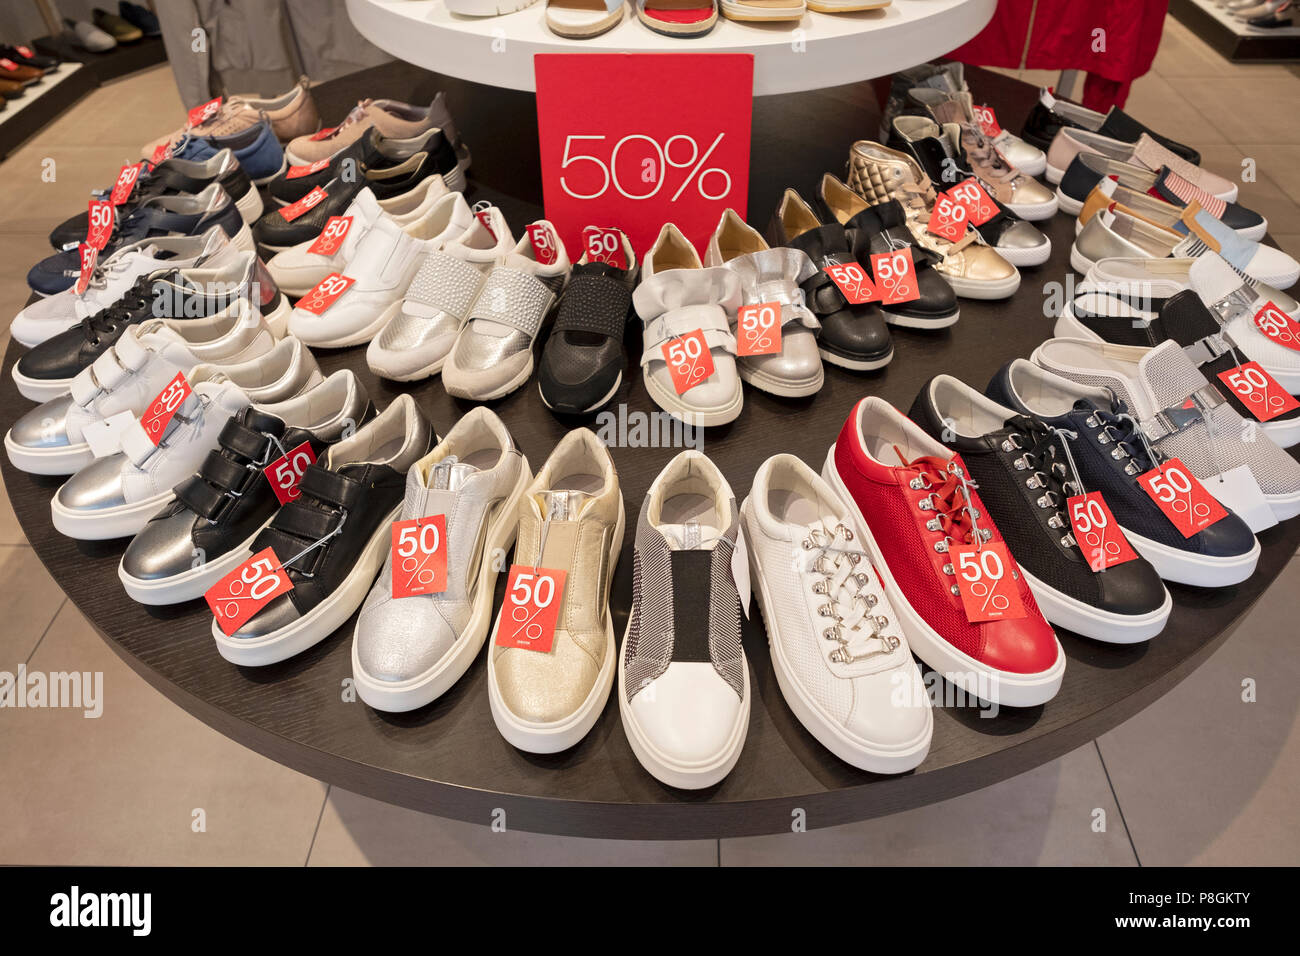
[27, 183, 250, 296]
[986, 358, 1260, 588]
[118, 0, 161, 36]
[172, 119, 286, 185]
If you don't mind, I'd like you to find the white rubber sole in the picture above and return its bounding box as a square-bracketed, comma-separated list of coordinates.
[720, 0, 805, 19]
[446, 0, 538, 14]
[12, 366, 73, 403]
[50, 489, 173, 541]
[235, 186, 264, 225]
[1251, 266, 1299, 291]
[617, 630, 751, 789]
[486, 497, 625, 754]
[441, 163, 467, 195]
[119, 526, 264, 606]
[817, 347, 892, 372]
[883, 308, 960, 330]
[350, 459, 531, 713]
[443, 353, 535, 402]
[1260, 364, 1300, 395]
[287, 299, 400, 349]
[211, 503, 401, 667]
[1055, 186, 1084, 217]
[740, 362, 825, 395]
[1120, 524, 1260, 588]
[996, 238, 1053, 268]
[1020, 567, 1171, 645]
[1045, 162, 1067, 185]
[230, 222, 257, 254]
[1267, 488, 1300, 522]
[11, 316, 79, 349]
[4, 430, 93, 476]
[644, 368, 743, 428]
[1069, 245, 1096, 276]
[1005, 196, 1059, 221]
[744, 507, 932, 774]
[1237, 220, 1268, 243]
[821, 447, 1066, 708]
[1261, 414, 1300, 449]
[945, 270, 1021, 300]
[1017, 153, 1048, 178]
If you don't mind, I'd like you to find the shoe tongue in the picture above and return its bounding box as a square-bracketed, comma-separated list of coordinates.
[1188, 252, 1245, 303]
[426, 454, 477, 492]
[930, 99, 967, 127]
[1137, 341, 1205, 412]
[535, 489, 591, 521]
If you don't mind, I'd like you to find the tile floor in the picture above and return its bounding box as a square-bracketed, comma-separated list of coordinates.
[2, 17, 1298, 865]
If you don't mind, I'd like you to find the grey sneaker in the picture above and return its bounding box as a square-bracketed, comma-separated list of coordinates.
[352, 407, 532, 712]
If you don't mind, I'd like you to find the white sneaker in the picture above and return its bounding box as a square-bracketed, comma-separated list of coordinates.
[264, 177, 450, 296]
[742, 453, 932, 773]
[10, 228, 232, 348]
[442, 219, 570, 400]
[5, 301, 277, 476]
[619, 451, 750, 790]
[1032, 337, 1300, 529]
[1079, 256, 1299, 318]
[634, 223, 743, 427]
[50, 372, 256, 540]
[1191, 253, 1300, 394]
[365, 198, 498, 383]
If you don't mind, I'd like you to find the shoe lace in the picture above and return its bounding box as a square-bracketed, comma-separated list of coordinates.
[962, 124, 1018, 184]
[1003, 415, 1090, 551]
[84, 251, 140, 293]
[898, 448, 990, 557]
[77, 274, 154, 344]
[1089, 401, 1163, 475]
[800, 522, 900, 664]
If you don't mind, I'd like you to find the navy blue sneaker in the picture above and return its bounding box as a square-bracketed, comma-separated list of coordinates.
[27, 183, 249, 296]
[987, 358, 1260, 588]
[118, 0, 161, 36]
[172, 119, 286, 185]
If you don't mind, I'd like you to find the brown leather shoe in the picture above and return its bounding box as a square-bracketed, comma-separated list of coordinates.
[0, 77, 25, 99]
[0, 58, 42, 85]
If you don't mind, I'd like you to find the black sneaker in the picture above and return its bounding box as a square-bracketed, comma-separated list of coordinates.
[120, 370, 376, 605]
[1020, 89, 1201, 165]
[766, 187, 893, 370]
[47, 150, 256, 250]
[28, 183, 248, 296]
[210, 394, 436, 667]
[268, 126, 462, 208]
[0, 43, 59, 71]
[252, 140, 453, 251]
[909, 374, 1172, 644]
[1060, 288, 1300, 449]
[885, 119, 1052, 269]
[813, 173, 959, 330]
[986, 358, 1260, 588]
[538, 227, 637, 415]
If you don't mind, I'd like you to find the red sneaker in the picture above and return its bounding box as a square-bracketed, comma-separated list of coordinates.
[822, 396, 1065, 707]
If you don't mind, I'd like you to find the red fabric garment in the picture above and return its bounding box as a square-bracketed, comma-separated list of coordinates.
[947, 0, 1169, 110]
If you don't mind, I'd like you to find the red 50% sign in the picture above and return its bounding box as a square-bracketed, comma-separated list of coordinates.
[207, 547, 293, 635]
[264, 441, 316, 505]
[391, 516, 447, 598]
[495, 566, 567, 653]
[951, 542, 1027, 622]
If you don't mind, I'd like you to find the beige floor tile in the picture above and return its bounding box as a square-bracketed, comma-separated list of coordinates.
[720, 745, 1137, 866]
[0, 470, 26, 547]
[308, 788, 718, 866]
[30, 66, 182, 151]
[1175, 74, 1300, 147]
[1097, 556, 1300, 866]
[1125, 71, 1227, 147]
[0, 145, 152, 227]
[0, 545, 64, 663]
[0, 602, 327, 865]
[1242, 145, 1300, 209]
[0, 233, 46, 336]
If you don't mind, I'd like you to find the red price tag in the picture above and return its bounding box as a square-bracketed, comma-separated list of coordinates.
[474, 206, 497, 241]
[736, 302, 783, 356]
[1253, 301, 1300, 353]
[526, 222, 559, 265]
[310, 126, 338, 141]
[871, 248, 920, 305]
[150, 142, 170, 165]
[582, 226, 627, 269]
[279, 186, 328, 222]
[139, 371, 193, 445]
[950, 542, 1027, 622]
[16, 46, 34, 58]
[662, 329, 715, 394]
[1137, 458, 1228, 538]
[286, 158, 330, 179]
[1067, 492, 1138, 572]
[1217, 361, 1300, 422]
[495, 565, 567, 652]
[187, 96, 223, 128]
[927, 193, 968, 242]
[947, 179, 998, 227]
[86, 199, 114, 250]
[390, 515, 447, 598]
[973, 105, 1003, 138]
[296, 273, 355, 315]
[73, 244, 98, 296]
[206, 547, 293, 636]
[264, 440, 316, 505]
[824, 262, 877, 304]
[307, 216, 354, 256]
[109, 163, 144, 206]
[0, 58, 19, 72]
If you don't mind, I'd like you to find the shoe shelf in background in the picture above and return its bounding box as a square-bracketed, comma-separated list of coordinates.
[344, 0, 996, 95]
[1171, 0, 1300, 62]
[0, 61, 92, 161]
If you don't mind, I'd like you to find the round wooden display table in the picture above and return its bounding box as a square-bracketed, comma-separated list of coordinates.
[344, 0, 997, 95]
[4, 63, 1295, 840]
